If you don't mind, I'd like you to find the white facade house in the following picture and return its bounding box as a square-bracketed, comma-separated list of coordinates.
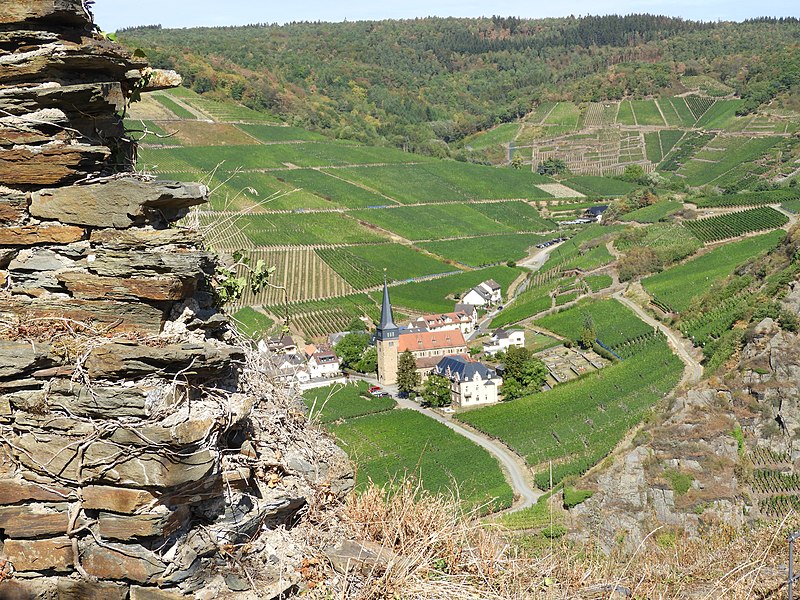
[462, 279, 502, 308]
[483, 328, 525, 355]
[433, 355, 501, 408]
[307, 350, 341, 379]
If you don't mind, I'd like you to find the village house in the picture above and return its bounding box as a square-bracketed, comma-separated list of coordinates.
[461, 279, 502, 307]
[258, 334, 298, 355]
[483, 328, 526, 355]
[307, 350, 342, 379]
[454, 303, 478, 328]
[376, 280, 468, 385]
[432, 355, 502, 408]
[411, 310, 474, 335]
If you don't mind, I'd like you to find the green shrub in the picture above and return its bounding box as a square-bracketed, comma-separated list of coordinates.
[563, 487, 594, 509]
[663, 469, 693, 495]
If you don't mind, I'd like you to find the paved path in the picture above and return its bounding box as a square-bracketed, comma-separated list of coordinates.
[358, 375, 541, 511]
[612, 291, 703, 385]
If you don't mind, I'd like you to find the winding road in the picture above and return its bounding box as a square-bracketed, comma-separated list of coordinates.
[612, 291, 703, 385]
[358, 375, 541, 512]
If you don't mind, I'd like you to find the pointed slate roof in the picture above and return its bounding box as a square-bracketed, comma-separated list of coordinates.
[376, 276, 399, 341]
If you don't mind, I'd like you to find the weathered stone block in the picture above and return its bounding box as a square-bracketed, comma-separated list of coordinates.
[10, 380, 153, 418]
[88, 249, 212, 279]
[14, 433, 216, 487]
[58, 271, 197, 301]
[91, 227, 203, 250]
[30, 179, 207, 228]
[129, 585, 186, 600]
[85, 340, 243, 379]
[3, 536, 73, 572]
[1, 296, 169, 333]
[82, 485, 158, 514]
[0, 478, 72, 504]
[81, 540, 166, 584]
[56, 579, 129, 600]
[0, 187, 28, 223]
[0, 0, 92, 26]
[0, 340, 55, 378]
[0, 502, 71, 537]
[98, 505, 190, 541]
[0, 143, 110, 186]
[0, 224, 84, 246]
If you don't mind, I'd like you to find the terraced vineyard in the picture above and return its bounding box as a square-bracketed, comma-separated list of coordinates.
[458, 337, 683, 488]
[316, 244, 456, 290]
[535, 298, 653, 348]
[239, 213, 388, 246]
[684, 207, 788, 242]
[642, 231, 785, 313]
[418, 233, 549, 267]
[265, 294, 381, 338]
[678, 291, 754, 346]
[233, 247, 353, 306]
[330, 409, 514, 511]
[303, 381, 396, 423]
[694, 189, 800, 208]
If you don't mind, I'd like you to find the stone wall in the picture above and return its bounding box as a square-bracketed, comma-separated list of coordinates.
[0, 3, 351, 598]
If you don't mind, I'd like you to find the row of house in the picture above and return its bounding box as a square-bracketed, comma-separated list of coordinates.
[258, 335, 344, 390]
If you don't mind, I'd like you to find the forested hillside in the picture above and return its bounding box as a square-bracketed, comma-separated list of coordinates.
[120, 15, 800, 155]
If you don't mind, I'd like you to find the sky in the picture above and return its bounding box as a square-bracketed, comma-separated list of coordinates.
[92, 0, 799, 32]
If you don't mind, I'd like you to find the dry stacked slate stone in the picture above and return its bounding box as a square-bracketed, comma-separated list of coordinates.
[0, 2, 352, 598]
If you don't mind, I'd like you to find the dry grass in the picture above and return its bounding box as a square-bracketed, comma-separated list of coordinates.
[303, 478, 798, 599]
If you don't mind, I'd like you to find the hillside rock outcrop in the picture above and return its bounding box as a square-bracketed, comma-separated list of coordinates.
[0, 2, 352, 597]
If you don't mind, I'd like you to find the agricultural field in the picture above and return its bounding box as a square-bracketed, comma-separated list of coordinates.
[693, 189, 800, 208]
[464, 122, 520, 149]
[561, 176, 638, 197]
[330, 161, 553, 204]
[783, 199, 800, 213]
[457, 337, 683, 488]
[265, 294, 381, 338]
[619, 201, 682, 223]
[237, 213, 387, 246]
[657, 98, 697, 127]
[378, 265, 521, 313]
[150, 93, 196, 120]
[645, 130, 685, 164]
[233, 247, 353, 306]
[678, 291, 754, 347]
[139, 141, 424, 173]
[542, 226, 621, 273]
[684, 207, 789, 243]
[616, 101, 635, 126]
[316, 244, 456, 290]
[230, 306, 275, 339]
[418, 233, 549, 267]
[616, 223, 701, 264]
[276, 169, 390, 208]
[543, 102, 582, 129]
[694, 99, 745, 129]
[659, 131, 715, 172]
[584, 274, 613, 292]
[490, 278, 562, 328]
[236, 124, 326, 142]
[630, 100, 666, 126]
[351, 202, 553, 242]
[642, 230, 785, 313]
[535, 298, 653, 348]
[303, 381, 395, 424]
[677, 136, 781, 187]
[330, 409, 514, 510]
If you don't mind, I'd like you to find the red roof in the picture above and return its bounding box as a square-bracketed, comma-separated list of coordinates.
[398, 329, 466, 353]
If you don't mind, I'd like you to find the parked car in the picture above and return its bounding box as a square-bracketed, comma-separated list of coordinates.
[372, 390, 389, 398]
[368, 385, 381, 393]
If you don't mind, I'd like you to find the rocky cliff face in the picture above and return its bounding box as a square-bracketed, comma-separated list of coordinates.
[0, 2, 351, 598]
[571, 276, 800, 554]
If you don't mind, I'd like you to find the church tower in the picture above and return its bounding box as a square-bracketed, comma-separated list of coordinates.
[376, 277, 400, 385]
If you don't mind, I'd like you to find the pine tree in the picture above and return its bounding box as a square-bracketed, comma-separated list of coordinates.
[396, 350, 420, 394]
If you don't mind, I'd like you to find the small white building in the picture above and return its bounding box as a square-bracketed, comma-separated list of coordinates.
[433, 355, 501, 408]
[307, 350, 341, 379]
[462, 279, 502, 307]
[258, 334, 297, 356]
[454, 303, 478, 328]
[483, 328, 525, 355]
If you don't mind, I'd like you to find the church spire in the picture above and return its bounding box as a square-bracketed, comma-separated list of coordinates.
[376, 274, 399, 341]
